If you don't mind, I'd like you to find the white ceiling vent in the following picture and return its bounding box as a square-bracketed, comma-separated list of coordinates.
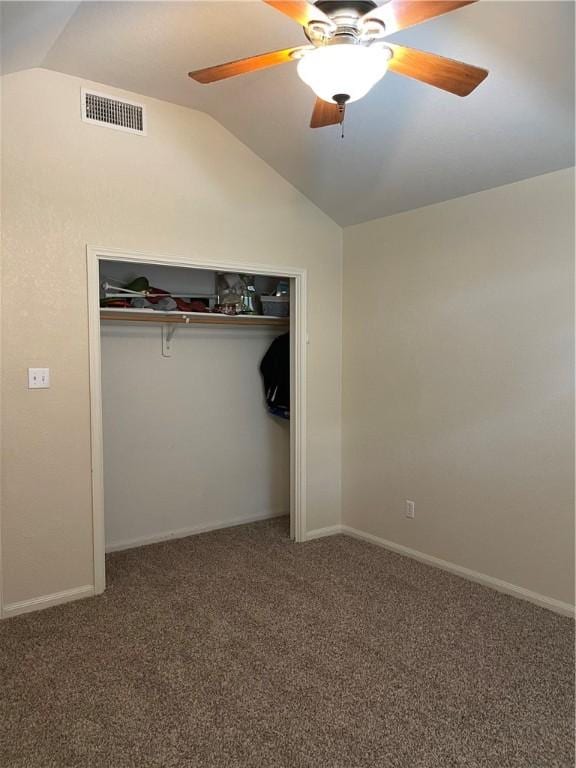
[81, 89, 146, 135]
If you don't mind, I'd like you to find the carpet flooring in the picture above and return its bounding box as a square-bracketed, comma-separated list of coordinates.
[0, 517, 573, 767]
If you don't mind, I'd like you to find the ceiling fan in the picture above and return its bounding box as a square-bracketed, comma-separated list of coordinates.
[188, 1, 488, 129]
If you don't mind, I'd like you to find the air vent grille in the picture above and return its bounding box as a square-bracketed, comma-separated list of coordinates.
[81, 89, 146, 135]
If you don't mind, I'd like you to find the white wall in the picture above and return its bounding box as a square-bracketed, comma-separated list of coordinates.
[102, 323, 289, 551]
[0, 68, 342, 610]
[343, 169, 575, 606]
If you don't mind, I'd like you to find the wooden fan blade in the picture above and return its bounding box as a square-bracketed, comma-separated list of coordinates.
[310, 98, 344, 128]
[362, 1, 478, 35]
[263, 1, 333, 27]
[189, 46, 306, 84]
[387, 44, 488, 96]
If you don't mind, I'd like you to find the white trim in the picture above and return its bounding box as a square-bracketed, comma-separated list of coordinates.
[340, 526, 575, 618]
[290, 270, 307, 543]
[106, 512, 287, 553]
[304, 525, 343, 541]
[301, 523, 575, 617]
[88, 246, 308, 280]
[0, 69, 3, 618]
[87, 250, 106, 596]
[3, 585, 95, 618]
[87, 246, 308, 597]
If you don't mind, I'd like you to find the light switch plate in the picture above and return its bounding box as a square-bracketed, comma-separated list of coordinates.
[28, 368, 50, 389]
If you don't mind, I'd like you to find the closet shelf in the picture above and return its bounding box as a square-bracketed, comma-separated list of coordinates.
[100, 308, 289, 327]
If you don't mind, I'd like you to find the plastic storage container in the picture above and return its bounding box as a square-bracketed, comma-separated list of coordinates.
[261, 295, 290, 317]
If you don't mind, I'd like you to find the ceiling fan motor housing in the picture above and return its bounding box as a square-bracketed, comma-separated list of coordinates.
[307, 0, 385, 44]
[314, 0, 379, 19]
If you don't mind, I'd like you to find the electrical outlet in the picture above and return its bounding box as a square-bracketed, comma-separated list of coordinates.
[28, 368, 50, 389]
[405, 500, 415, 519]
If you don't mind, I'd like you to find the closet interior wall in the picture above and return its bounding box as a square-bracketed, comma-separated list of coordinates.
[100, 261, 290, 551]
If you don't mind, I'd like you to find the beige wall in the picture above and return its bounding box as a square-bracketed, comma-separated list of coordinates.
[343, 169, 575, 605]
[0, 68, 342, 608]
[101, 323, 289, 550]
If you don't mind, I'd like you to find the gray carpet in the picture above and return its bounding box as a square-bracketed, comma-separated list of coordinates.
[0, 517, 573, 767]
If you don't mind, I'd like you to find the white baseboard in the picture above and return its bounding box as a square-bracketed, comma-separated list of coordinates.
[303, 523, 574, 618]
[106, 512, 287, 553]
[341, 526, 575, 618]
[4, 524, 572, 620]
[2, 585, 95, 619]
[304, 524, 343, 541]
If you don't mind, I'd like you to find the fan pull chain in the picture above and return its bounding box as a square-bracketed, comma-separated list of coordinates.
[338, 102, 346, 139]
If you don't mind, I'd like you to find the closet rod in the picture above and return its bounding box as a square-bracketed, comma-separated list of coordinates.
[101, 283, 216, 299]
[103, 293, 217, 299]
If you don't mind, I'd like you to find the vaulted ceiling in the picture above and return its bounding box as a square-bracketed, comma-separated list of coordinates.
[1, 1, 574, 225]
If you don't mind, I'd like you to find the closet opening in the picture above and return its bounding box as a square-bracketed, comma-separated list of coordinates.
[87, 249, 307, 594]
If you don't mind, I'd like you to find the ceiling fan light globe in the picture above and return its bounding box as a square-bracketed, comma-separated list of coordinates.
[297, 44, 391, 104]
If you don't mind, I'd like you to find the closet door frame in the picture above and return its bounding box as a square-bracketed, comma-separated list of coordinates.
[87, 246, 307, 595]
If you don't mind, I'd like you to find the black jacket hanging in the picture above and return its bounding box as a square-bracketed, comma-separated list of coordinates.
[260, 333, 290, 420]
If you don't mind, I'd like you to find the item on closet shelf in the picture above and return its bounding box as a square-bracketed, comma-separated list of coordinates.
[132, 296, 178, 312]
[216, 272, 244, 314]
[135, 284, 209, 313]
[145, 289, 210, 313]
[260, 333, 290, 420]
[100, 277, 150, 307]
[261, 295, 290, 317]
[126, 276, 150, 294]
[216, 303, 240, 316]
[101, 298, 133, 308]
[100, 276, 211, 313]
[240, 274, 261, 315]
[274, 280, 290, 297]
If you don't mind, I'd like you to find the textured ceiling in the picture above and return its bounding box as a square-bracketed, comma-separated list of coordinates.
[1, 1, 574, 225]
